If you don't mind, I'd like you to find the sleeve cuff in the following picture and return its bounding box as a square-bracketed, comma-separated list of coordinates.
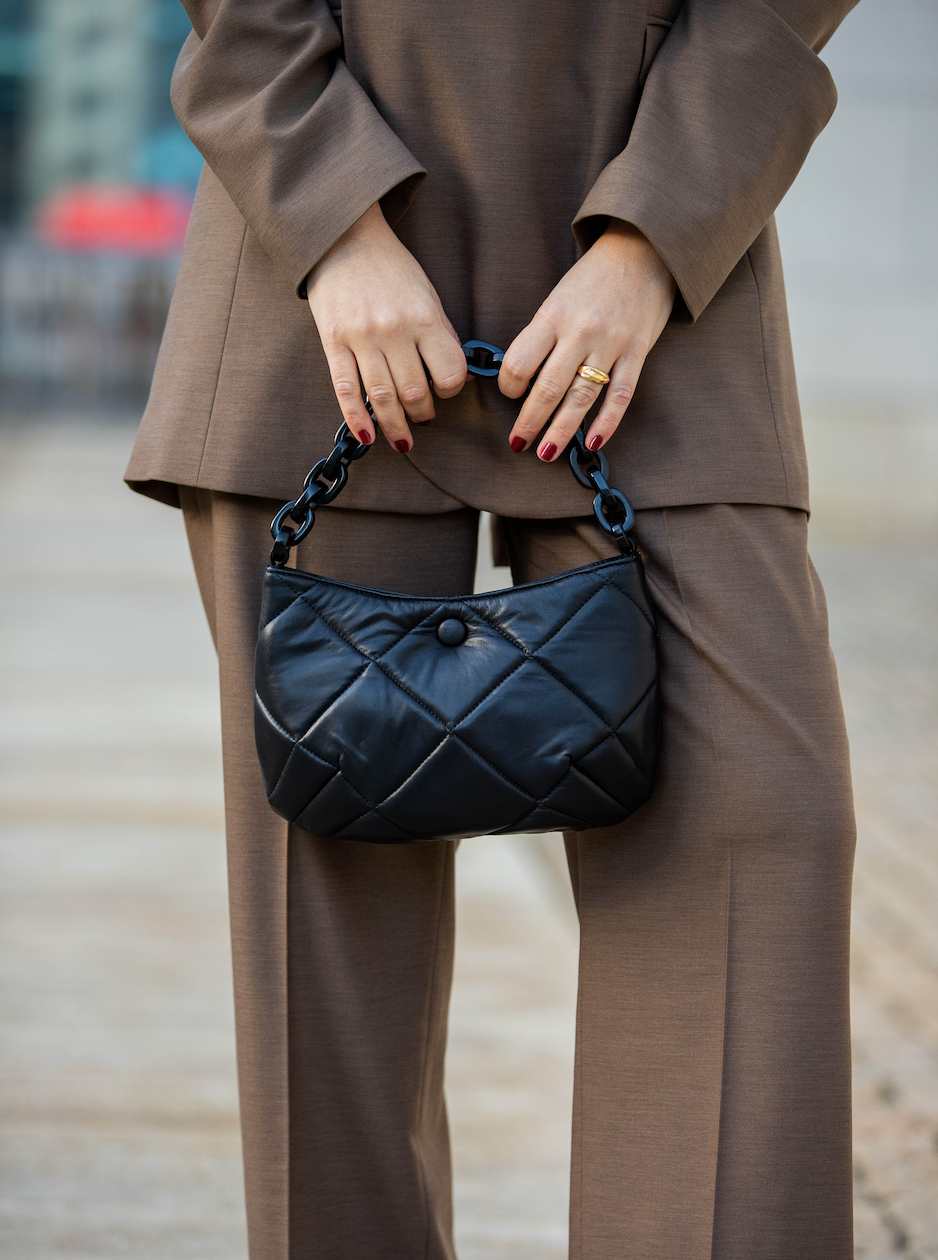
[570, 206, 694, 324]
[171, 23, 429, 306]
[568, 0, 838, 323]
[296, 161, 427, 300]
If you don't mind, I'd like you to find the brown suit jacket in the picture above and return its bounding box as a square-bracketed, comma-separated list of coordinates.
[124, 0, 857, 520]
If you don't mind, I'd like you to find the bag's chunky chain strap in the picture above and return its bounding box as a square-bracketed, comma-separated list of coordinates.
[270, 338, 637, 565]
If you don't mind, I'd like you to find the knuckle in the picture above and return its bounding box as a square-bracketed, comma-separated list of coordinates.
[499, 357, 529, 383]
[366, 383, 396, 406]
[319, 319, 344, 346]
[609, 382, 635, 406]
[359, 312, 400, 339]
[568, 381, 599, 407]
[412, 306, 440, 332]
[399, 380, 430, 405]
[332, 378, 360, 402]
[435, 367, 467, 391]
[621, 334, 650, 362]
[571, 316, 604, 341]
[534, 376, 566, 405]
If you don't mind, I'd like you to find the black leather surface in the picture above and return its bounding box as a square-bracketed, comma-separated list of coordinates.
[254, 552, 659, 843]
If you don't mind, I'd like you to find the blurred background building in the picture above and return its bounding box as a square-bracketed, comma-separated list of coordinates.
[7, 0, 196, 215]
[0, 3, 33, 227]
[0, 0, 196, 408]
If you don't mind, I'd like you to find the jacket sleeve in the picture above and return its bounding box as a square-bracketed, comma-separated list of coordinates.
[170, 0, 428, 298]
[570, 0, 859, 322]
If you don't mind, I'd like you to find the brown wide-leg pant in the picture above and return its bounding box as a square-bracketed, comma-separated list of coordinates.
[179, 485, 857, 1260]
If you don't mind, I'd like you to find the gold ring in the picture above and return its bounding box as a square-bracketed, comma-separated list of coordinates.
[576, 363, 610, 386]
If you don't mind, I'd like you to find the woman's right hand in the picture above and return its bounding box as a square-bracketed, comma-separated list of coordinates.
[304, 202, 468, 453]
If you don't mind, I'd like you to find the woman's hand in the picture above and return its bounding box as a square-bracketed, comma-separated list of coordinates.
[498, 222, 676, 459]
[304, 203, 468, 453]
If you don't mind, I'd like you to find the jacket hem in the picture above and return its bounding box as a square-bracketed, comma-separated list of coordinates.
[124, 469, 810, 518]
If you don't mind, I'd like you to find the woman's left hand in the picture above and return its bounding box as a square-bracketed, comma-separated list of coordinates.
[498, 222, 676, 459]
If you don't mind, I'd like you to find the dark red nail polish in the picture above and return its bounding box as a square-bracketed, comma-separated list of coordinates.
[509, 435, 526, 453]
[357, 429, 373, 445]
[538, 441, 557, 461]
[586, 433, 605, 451]
[394, 438, 411, 453]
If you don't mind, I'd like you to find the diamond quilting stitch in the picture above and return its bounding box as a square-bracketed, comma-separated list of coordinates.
[454, 656, 613, 799]
[298, 662, 447, 803]
[378, 606, 525, 725]
[457, 561, 629, 655]
[258, 552, 658, 841]
[373, 733, 537, 836]
[256, 607, 373, 742]
[534, 581, 656, 729]
[283, 577, 445, 661]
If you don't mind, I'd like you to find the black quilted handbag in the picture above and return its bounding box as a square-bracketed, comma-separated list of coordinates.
[254, 339, 660, 843]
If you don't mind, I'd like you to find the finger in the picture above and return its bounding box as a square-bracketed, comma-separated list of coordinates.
[417, 326, 469, 398]
[324, 342, 374, 446]
[582, 346, 647, 452]
[497, 319, 556, 401]
[384, 338, 436, 423]
[505, 337, 591, 454]
[529, 348, 616, 461]
[355, 347, 413, 452]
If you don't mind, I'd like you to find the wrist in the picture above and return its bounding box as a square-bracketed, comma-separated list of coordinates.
[596, 218, 660, 265]
[303, 201, 390, 300]
[597, 218, 676, 298]
[339, 199, 390, 248]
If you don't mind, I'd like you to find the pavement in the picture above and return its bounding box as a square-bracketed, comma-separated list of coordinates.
[0, 418, 936, 1259]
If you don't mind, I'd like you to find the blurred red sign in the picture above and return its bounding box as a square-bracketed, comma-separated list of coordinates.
[35, 185, 193, 253]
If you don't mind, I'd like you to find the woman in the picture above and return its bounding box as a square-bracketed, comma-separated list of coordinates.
[125, 1, 860, 1256]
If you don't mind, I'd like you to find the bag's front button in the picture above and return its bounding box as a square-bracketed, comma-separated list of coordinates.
[436, 617, 467, 646]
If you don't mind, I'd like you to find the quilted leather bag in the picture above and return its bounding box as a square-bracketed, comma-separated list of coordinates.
[254, 339, 660, 843]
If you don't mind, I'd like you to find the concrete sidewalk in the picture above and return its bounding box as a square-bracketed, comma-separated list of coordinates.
[1, 420, 936, 1258]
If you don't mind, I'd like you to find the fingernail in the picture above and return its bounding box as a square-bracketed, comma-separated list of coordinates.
[586, 433, 605, 451]
[394, 438, 411, 453]
[537, 441, 557, 461]
[509, 435, 526, 453]
[357, 429, 373, 445]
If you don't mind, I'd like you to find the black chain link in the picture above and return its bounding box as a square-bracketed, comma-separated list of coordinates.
[269, 419, 370, 564]
[269, 342, 637, 564]
[568, 428, 636, 550]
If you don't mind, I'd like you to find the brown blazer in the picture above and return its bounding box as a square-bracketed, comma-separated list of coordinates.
[124, 0, 858, 519]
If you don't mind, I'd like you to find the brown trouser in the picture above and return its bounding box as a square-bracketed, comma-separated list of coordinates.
[180, 487, 857, 1260]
